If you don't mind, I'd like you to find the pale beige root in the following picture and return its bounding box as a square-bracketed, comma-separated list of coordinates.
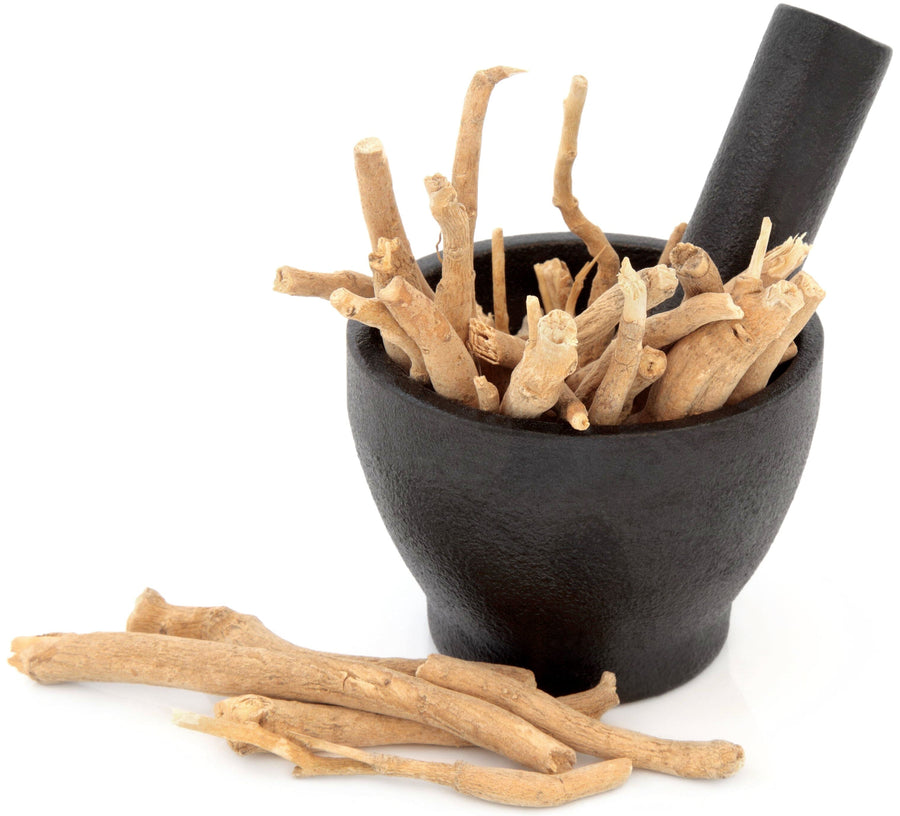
[273, 266, 375, 299]
[292, 730, 633, 807]
[452, 67, 524, 238]
[215, 695, 470, 752]
[782, 341, 798, 363]
[643, 279, 804, 421]
[126, 588, 536, 686]
[175, 710, 370, 774]
[588, 262, 647, 426]
[618, 346, 667, 422]
[417, 654, 744, 780]
[564, 250, 603, 315]
[468, 319, 525, 368]
[570, 292, 743, 403]
[761, 233, 811, 287]
[500, 303, 579, 419]
[727, 271, 825, 404]
[491, 227, 509, 333]
[669, 243, 724, 299]
[426, 174, 477, 341]
[217, 670, 619, 755]
[10, 632, 575, 774]
[555, 672, 619, 719]
[574, 263, 677, 368]
[330, 287, 427, 383]
[185, 711, 626, 806]
[379, 277, 480, 408]
[369, 236, 434, 302]
[724, 217, 777, 297]
[554, 384, 590, 431]
[473, 375, 501, 412]
[534, 258, 573, 313]
[659, 222, 688, 265]
[745, 216, 773, 280]
[552, 75, 619, 302]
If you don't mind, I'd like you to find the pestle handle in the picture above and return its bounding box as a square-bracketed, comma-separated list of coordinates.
[682, 4, 891, 281]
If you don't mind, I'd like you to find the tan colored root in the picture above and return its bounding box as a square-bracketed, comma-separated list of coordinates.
[558, 671, 619, 719]
[204, 718, 632, 808]
[354, 136, 410, 250]
[452, 67, 523, 238]
[126, 588, 536, 686]
[552, 75, 619, 302]
[11, 632, 575, 774]
[574, 264, 677, 368]
[618, 346, 667, 422]
[744, 216, 773, 280]
[534, 258, 573, 314]
[500, 302, 579, 419]
[473, 375, 501, 412]
[644, 279, 804, 421]
[417, 654, 744, 780]
[564, 251, 602, 315]
[175, 710, 369, 774]
[555, 385, 590, 431]
[761, 234, 811, 287]
[369, 236, 434, 301]
[215, 695, 470, 752]
[290, 730, 633, 807]
[491, 227, 509, 333]
[426, 174, 477, 341]
[331, 287, 427, 382]
[588, 262, 647, 425]
[659, 222, 688, 265]
[727, 271, 825, 404]
[669, 243, 724, 299]
[570, 292, 743, 403]
[379, 277, 480, 408]
[468, 319, 524, 368]
[782, 341, 798, 363]
[273, 266, 375, 299]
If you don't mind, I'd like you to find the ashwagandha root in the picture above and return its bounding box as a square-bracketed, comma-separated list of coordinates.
[126, 588, 535, 685]
[760, 234, 811, 287]
[659, 222, 688, 265]
[215, 694, 470, 751]
[555, 384, 590, 431]
[669, 243, 725, 300]
[553, 75, 619, 303]
[618, 346, 667, 422]
[727, 271, 824, 404]
[575, 264, 677, 368]
[274, 266, 375, 299]
[534, 258, 573, 314]
[491, 227, 509, 333]
[330, 287, 427, 382]
[569, 292, 743, 402]
[426, 174, 477, 341]
[564, 251, 602, 315]
[417, 654, 745, 780]
[588, 261, 647, 426]
[500, 301, 579, 419]
[644, 279, 804, 421]
[369, 236, 434, 302]
[474, 374, 501, 412]
[452, 67, 523, 239]
[175, 711, 632, 807]
[10, 631, 576, 774]
[379, 277, 480, 408]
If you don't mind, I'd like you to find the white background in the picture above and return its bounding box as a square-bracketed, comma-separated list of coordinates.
[1, 1, 897, 812]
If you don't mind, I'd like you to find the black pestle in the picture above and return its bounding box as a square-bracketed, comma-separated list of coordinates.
[681, 4, 891, 281]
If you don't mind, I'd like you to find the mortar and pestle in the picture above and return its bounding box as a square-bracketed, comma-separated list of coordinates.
[347, 5, 891, 701]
